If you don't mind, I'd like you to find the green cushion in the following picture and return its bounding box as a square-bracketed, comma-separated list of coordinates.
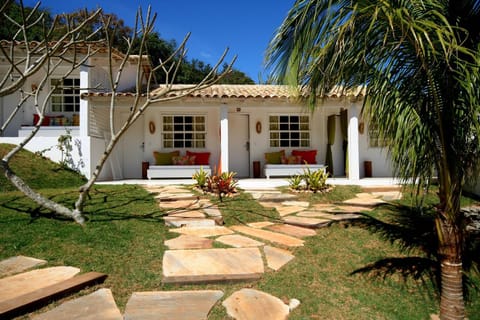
[153, 151, 180, 165]
[265, 150, 285, 164]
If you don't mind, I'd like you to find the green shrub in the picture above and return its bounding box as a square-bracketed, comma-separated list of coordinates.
[192, 166, 210, 188]
[288, 165, 330, 193]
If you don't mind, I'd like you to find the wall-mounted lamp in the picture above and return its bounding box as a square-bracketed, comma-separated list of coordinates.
[358, 122, 365, 134]
[149, 121, 156, 134]
[256, 121, 262, 134]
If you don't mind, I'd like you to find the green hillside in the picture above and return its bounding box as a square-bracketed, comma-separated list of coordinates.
[0, 143, 87, 192]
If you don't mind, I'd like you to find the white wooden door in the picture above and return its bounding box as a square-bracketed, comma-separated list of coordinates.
[122, 114, 144, 179]
[228, 114, 250, 177]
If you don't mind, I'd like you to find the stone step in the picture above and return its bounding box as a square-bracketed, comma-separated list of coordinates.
[164, 235, 214, 250]
[230, 225, 304, 247]
[170, 226, 234, 237]
[267, 224, 317, 238]
[216, 234, 264, 248]
[162, 248, 264, 284]
[163, 217, 216, 228]
[0, 256, 46, 278]
[282, 216, 331, 228]
[263, 246, 295, 271]
[124, 290, 223, 320]
[223, 289, 290, 320]
[31, 288, 121, 320]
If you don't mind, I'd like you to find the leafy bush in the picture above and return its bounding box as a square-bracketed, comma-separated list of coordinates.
[194, 169, 238, 201]
[192, 166, 209, 188]
[288, 165, 330, 193]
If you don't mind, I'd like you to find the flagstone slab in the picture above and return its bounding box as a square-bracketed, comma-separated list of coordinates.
[230, 226, 304, 247]
[165, 235, 213, 250]
[372, 191, 403, 201]
[0, 256, 47, 277]
[312, 203, 338, 211]
[32, 288, 122, 320]
[145, 186, 190, 194]
[222, 288, 289, 320]
[0, 266, 80, 302]
[342, 197, 386, 206]
[326, 205, 373, 213]
[281, 201, 310, 207]
[216, 235, 264, 248]
[166, 209, 206, 218]
[275, 205, 306, 217]
[159, 200, 200, 209]
[124, 290, 223, 320]
[296, 212, 361, 221]
[267, 224, 317, 238]
[162, 248, 264, 283]
[155, 193, 197, 201]
[203, 206, 223, 217]
[296, 211, 335, 218]
[170, 226, 234, 237]
[257, 201, 280, 208]
[254, 193, 298, 202]
[247, 221, 275, 229]
[164, 217, 215, 228]
[283, 216, 331, 228]
[264, 246, 295, 271]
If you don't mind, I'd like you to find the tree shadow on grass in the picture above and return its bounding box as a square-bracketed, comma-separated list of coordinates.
[0, 186, 167, 223]
[348, 203, 480, 301]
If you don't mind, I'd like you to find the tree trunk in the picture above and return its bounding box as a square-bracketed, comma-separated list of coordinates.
[436, 217, 465, 320]
[439, 259, 465, 320]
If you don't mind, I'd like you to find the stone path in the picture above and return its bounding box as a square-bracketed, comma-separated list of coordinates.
[0, 184, 401, 319]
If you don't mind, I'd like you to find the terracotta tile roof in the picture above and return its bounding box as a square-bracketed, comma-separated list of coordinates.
[84, 84, 365, 100]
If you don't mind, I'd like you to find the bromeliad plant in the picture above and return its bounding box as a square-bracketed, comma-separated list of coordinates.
[288, 165, 330, 193]
[192, 166, 209, 189]
[193, 168, 238, 201]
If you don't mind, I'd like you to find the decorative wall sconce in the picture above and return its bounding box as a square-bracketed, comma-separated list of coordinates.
[256, 121, 262, 134]
[31, 83, 38, 92]
[358, 121, 365, 134]
[149, 121, 156, 134]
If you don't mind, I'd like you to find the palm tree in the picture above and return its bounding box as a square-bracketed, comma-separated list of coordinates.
[266, 0, 480, 319]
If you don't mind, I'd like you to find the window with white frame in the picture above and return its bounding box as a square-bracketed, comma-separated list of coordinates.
[269, 115, 310, 147]
[162, 115, 206, 148]
[51, 78, 80, 112]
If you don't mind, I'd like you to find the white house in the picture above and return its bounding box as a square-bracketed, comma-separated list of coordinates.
[0, 42, 394, 182]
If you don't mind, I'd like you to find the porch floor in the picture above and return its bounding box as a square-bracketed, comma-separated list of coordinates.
[95, 177, 402, 189]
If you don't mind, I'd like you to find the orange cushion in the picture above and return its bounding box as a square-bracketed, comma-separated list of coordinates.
[292, 150, 317, 164]
[186, 151, 210, 165]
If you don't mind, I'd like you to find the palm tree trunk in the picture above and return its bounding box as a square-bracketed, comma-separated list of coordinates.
[437, 217, 465, 320]
[439, 259, 464, 320]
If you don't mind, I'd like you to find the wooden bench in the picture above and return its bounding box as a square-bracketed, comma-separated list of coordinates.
[147, 165, 212, 179]
[264, 164, 326, 179]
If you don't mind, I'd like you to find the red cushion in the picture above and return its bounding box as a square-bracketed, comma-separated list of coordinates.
[292, 150, 317, 164]
[186, 151, 210, 165]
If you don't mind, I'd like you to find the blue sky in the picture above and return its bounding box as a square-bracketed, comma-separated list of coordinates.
[24, 1, 295, 82]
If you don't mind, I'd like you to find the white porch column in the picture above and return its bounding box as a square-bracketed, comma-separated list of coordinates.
[220, 104, 229, 173]
[79, 64, 89, 137]
[347, 102, 360, 181]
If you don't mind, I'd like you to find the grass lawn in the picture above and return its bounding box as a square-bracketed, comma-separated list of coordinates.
[0, 145, 478, 318]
